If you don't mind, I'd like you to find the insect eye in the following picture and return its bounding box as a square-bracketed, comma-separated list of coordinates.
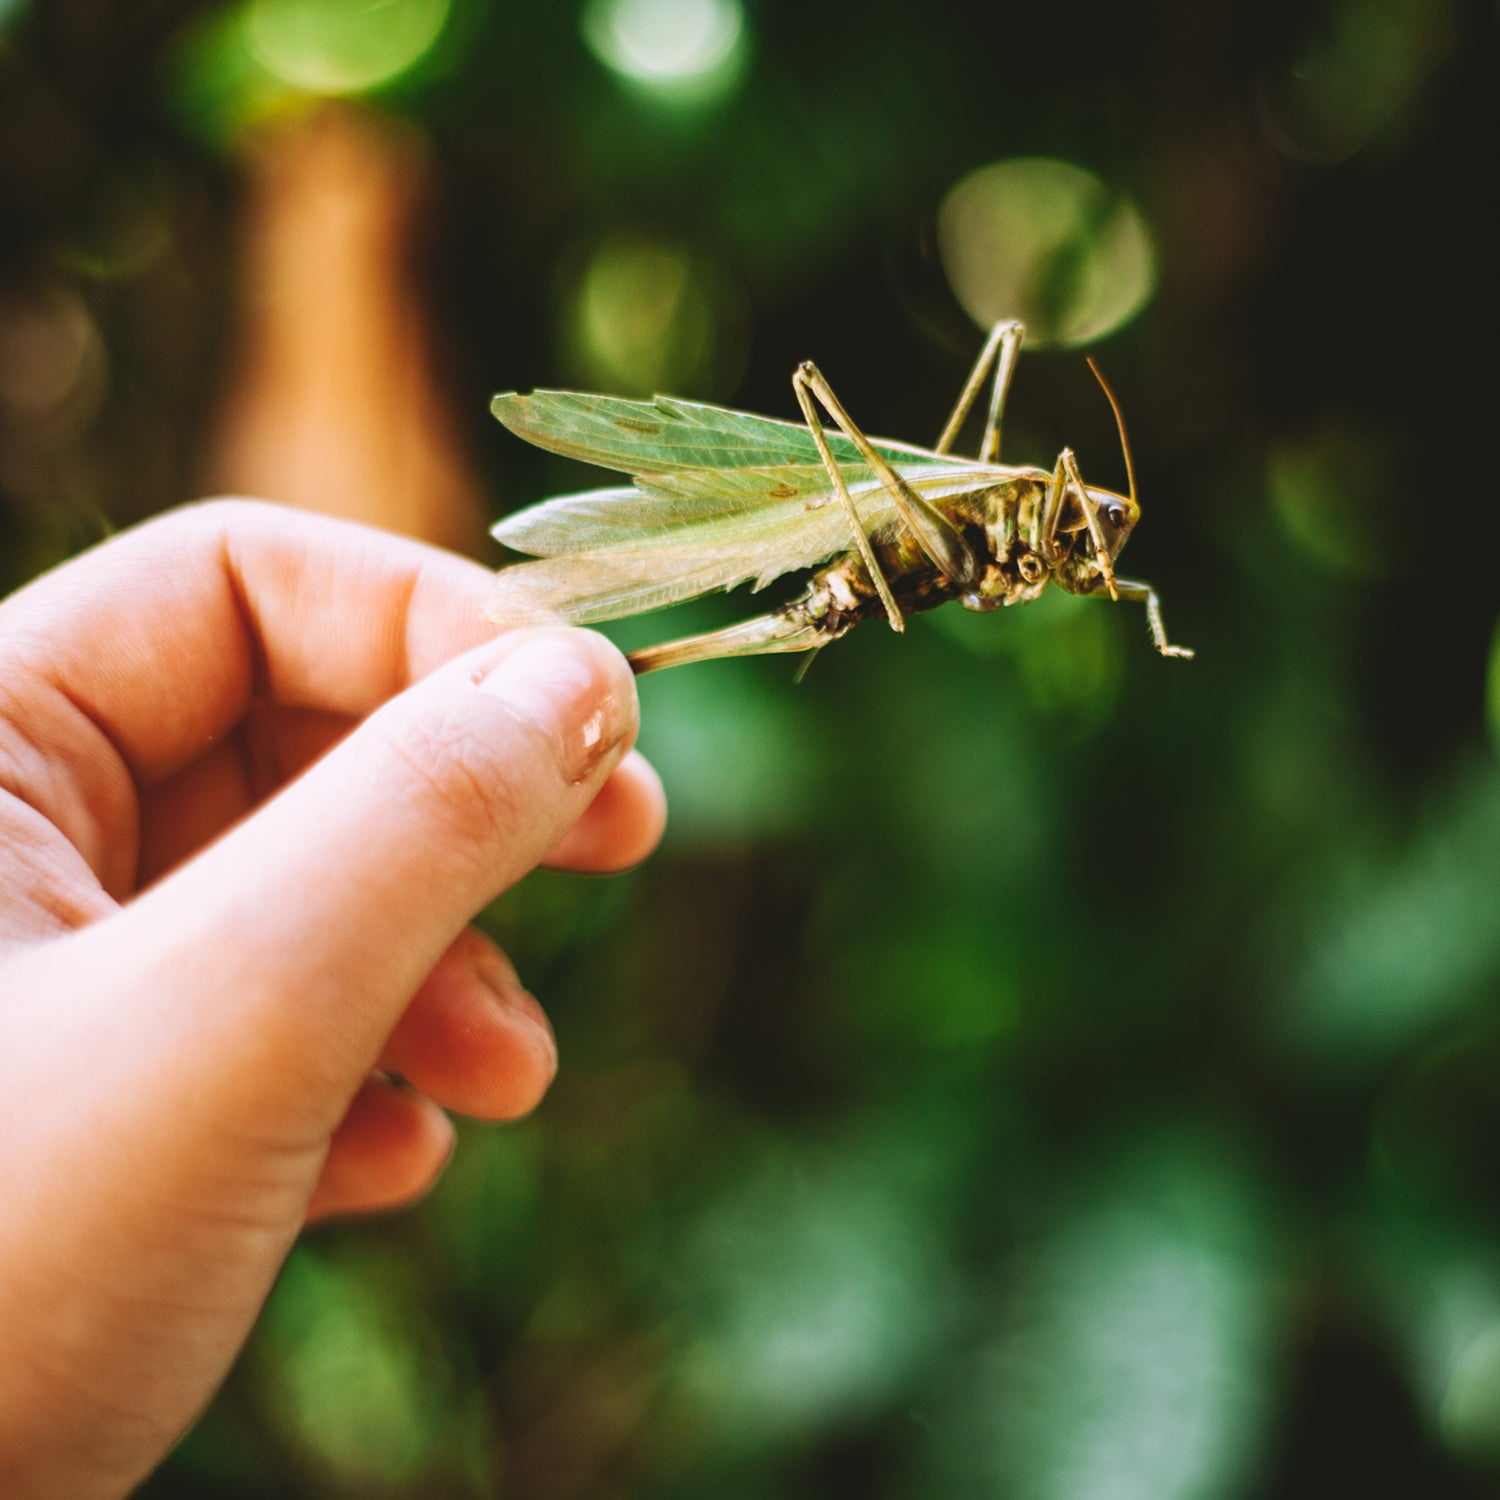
[1104, 503, 1128, 529]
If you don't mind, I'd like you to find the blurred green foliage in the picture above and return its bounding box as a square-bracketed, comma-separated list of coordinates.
[4, 0, 1500, 1495]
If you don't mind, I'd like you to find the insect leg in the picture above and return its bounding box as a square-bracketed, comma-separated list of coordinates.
[790, 371, 905, 632]
[1034, 448, 1119, 600]
[1035, 451, 1068, 554]
[1060, 449, 1118, 601]
[627, 609, 842, 673]
[794, 361, 983, 591]
[1113, 579, 1194, 658]
[935, 319, 1024, 461]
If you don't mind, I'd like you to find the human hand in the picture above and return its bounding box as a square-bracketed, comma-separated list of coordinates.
[0, 499, 666, 1499]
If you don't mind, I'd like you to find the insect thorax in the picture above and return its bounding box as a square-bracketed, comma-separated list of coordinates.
[786, 474, 1077, 637]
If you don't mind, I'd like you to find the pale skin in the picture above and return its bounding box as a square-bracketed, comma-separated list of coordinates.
[0, 499, 667, 1499]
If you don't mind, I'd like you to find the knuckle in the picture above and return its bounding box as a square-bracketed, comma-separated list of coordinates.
[167, 495, 267, 536]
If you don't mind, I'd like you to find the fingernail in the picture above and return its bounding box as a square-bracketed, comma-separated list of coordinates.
[476, 633, 634, 783]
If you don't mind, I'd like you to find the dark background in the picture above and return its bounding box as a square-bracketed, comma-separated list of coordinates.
[5, 0, 1500, 1495]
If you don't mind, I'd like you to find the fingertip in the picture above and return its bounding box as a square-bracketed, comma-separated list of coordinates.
[472, 626, 639, 785]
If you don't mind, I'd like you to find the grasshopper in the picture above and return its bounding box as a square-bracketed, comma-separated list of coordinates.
[486, 319, 1193, 673]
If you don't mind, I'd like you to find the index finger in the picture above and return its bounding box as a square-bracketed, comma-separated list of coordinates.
[0, 498, 507, 785]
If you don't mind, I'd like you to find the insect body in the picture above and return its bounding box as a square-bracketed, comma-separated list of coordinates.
[486, 319, 1193, 673]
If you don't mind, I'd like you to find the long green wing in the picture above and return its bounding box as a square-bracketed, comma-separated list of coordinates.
[490, 389, 933, 476]
[485, 507, 865, 624]
[486, 465, 999, 624]
[492, 389, 973, 556]
[494, 465, 866, 556]
[487, 387, 996, 624]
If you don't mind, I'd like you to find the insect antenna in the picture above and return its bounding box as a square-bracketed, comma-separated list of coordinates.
[1085, 356, 1137, 512]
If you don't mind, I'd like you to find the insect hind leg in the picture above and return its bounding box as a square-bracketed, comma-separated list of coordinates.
[627, 609, 842, 674]
[793, 360, 982, 606]
[935, 318, 1023, 461]
[791, 365, 904, 632]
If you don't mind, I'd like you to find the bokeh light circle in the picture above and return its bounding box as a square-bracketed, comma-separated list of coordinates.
[938, 158, 1157, 349]
[562, 232, 747, 398]
[247, 0, 452, 95]
[582, 0, 743, 85]
[0, 281, 108, 439]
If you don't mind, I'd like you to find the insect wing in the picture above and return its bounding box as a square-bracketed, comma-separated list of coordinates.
[489, 464, 904, 623]
[485, 511, 861, 624]
[487, 463, 1004, 625]
[493, 461, 888, 556]
[490, 389, 932, 477]
[489, 388, 1001, 626]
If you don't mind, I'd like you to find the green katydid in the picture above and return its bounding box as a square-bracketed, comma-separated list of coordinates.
[486, 319, 1193, 673]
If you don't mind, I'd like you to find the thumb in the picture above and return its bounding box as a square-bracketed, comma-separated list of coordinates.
[120, 626, 638, 1110]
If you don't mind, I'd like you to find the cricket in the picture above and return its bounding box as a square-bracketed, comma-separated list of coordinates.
[485, 318, 1193, 673]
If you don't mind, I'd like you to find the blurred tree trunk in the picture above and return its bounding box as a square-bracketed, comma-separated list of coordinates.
[205, 104, 487, 554]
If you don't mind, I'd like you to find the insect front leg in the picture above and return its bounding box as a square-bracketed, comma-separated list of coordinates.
[934, 318, 1023, 461]
[1037, 448, 1118, 600]
[1061, 449, 1118, 601]
[1113, 579, 1194, 658]
[793, 361, 983, 601]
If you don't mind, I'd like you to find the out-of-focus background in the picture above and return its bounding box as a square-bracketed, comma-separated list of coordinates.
[4, 0, 1500, 1494]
